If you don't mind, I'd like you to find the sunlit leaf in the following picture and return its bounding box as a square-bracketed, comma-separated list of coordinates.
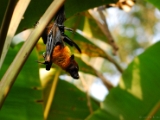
[86, 41, 160, 120]
[69, 32, 109, 59]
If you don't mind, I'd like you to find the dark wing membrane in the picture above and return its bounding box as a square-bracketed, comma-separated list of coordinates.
[54, 5, 81, 53]
[45, 28, 55, 62]
[45, 24, 64, 62]
[42, 24, 53, 44]
[54, 5, 65, 25]
[63, 34, 81, 53]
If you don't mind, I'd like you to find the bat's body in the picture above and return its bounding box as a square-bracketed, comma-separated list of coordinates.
[39, 6, 81, 79]
[52, 45, 71, 70]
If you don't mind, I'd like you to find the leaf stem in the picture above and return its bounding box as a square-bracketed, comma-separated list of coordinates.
[146, 101, 160, 120]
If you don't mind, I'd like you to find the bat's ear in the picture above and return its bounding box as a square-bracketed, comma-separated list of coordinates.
[70, 54, 74, 60]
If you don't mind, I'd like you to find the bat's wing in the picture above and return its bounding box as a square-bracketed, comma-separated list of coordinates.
[41, 5, 81, 70]
[62, 34, 81, 53]
[56, 24, 81, 53]
[44, 24, 64, 70]
[42, 5, 65, 44]
[45, 28, 55, 63]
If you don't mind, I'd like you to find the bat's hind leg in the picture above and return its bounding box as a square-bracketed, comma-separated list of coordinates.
[55, 23, 73, 33]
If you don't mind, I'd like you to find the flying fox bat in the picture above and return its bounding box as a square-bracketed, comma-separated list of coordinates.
[39, 6, 81, 79]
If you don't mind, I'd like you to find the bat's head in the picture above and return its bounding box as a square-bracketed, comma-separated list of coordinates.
[66, 55, 79, 79]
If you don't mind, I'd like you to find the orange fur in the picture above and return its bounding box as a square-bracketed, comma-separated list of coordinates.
[51, 45, 71, 69]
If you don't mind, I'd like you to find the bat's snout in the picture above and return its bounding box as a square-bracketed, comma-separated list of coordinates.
[72, 73, 79, 79]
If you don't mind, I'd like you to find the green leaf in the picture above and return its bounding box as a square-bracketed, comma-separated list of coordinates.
[0, 43, 43, 120]
[65, 12, 108, 43]
[0, 0, 8, 26]
[65, 0, 118, 17]
[69, 32, 109, 58]
[0, 0, 118, 34]
[76, 57, 98, 76]
[47, 80, 99, 120]
[145, 0, 160, 10]
[86, 41, 160, 120]
[86, 109, 117, 120]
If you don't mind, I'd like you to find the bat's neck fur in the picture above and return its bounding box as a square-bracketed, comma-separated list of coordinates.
[52, 45, 71, 69]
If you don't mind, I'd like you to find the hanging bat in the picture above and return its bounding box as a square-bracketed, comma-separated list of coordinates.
[39, 6, 81, 79]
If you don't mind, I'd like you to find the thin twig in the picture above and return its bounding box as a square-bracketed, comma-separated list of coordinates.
[88, 9, 123, 73]
[0, 0, 18, 62]
[0, 0, 65, 108]
[83, 60, 115, 90]
[44, 69, 61, 120]
[98, 10, 119, 55]
[91, 66, 114, 90]
[89, 9, 119, 55]
[103, 53, 123, 73]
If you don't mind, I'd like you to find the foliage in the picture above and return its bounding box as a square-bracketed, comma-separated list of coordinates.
[86, 41, 160, 120]
[0, 43, 43, 120]
[0, 0, 160, 120]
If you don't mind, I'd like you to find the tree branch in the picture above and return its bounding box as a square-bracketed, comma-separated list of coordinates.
[0, 0, 65, 108]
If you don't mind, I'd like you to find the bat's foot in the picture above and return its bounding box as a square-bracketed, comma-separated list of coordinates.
[55, 23, 73, 33]
[46, 62, 52, 71]
[36, 60, 52, 71]
[42, 52, 46, 58]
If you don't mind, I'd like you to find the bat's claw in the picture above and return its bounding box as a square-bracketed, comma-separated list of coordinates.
[55, 23, 73, 33]
[62, 35, 81, 53]
[64, 27, 73, 33]
[36, 60, 46, 64]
